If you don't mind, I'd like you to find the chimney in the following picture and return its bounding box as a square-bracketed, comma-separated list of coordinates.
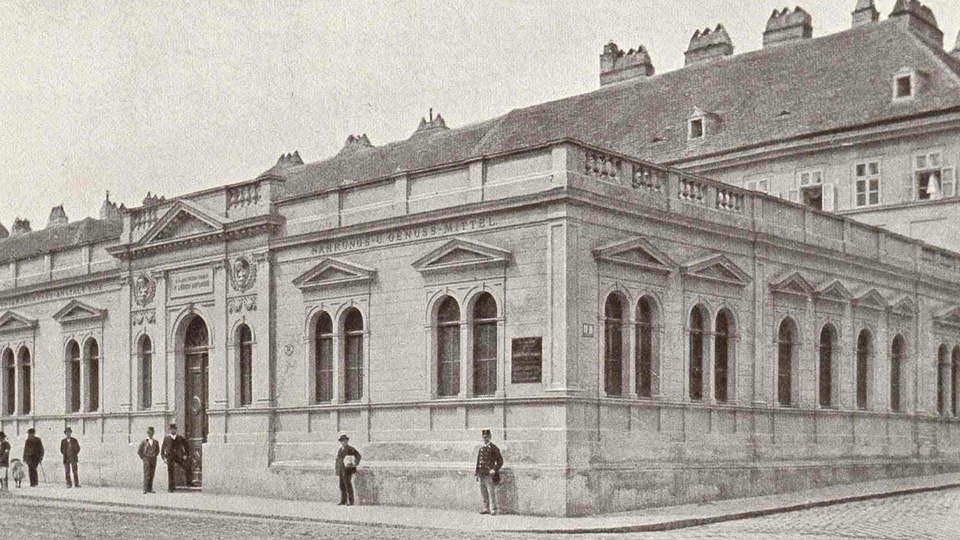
[410, 110, 449, 139]
[11, 218, 31, 236]
[852, 0, 879, 27]
[890, 0, 943, 49]
[600, 42, 655, 86]
[763, 7, 813, 47]
[0, 222, 8, 239]
[339, 134, 373, 155]
[46, 205, 68, 228]
[685, 25, 734, 66]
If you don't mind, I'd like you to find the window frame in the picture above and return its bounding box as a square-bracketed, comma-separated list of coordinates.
[436, 296, 462, 399]
[342, 308, 365, 403]
[688, 117, 705, 141]
[237, 324, 254, 407]
[855, 329, 873, 411]
[471, 293, 499, 397]
[893, 73, 914, 101]
[854, 160, 882, 207]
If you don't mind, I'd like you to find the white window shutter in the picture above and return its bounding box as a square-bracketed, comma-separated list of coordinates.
[823, 183, 836, 211]
[788, 189, 799, 203]
[903, 173, 914, 202]
[942, 168, 956, 198]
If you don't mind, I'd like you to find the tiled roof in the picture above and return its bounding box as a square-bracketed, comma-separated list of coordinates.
[280, 19, 960, 198]
[0, 218, 122, 263]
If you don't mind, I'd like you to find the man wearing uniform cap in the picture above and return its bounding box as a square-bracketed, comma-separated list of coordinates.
[475, 428, 503, 515]
[335, 434, 361, 506]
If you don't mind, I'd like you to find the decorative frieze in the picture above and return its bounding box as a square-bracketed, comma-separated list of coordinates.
[228, 295, 257, 314]
[131, 309, 156, 326]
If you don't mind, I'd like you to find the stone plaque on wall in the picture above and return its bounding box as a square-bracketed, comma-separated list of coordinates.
[511, 337, 542, 383]
[169, 268, 214, 299]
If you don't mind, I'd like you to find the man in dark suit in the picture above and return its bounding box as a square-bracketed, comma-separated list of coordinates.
[475, 428, 503, 515]
[161, 423, 189, 492]
[137, 426, 160, 494]
[335, 434, 361, 506]
[60, 427, 80, 488]
[23, 428, 44, 487]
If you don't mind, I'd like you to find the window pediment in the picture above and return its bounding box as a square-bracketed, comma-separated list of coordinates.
[412, 238, 510, 275]
[889, 296, 917, 318]
[813, 279, 852, 304]
[852, 289, 888, 312]
[52, 300, 107, 325]
[0, 311, 38, 335]
[293, 258, 377, 291]
[934, 306, 960, 329]
[592, 237, 676, 275]
[770, 272, 815, 297]
[681, 254, 751, 287]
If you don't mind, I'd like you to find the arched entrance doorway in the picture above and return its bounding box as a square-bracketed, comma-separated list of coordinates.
[183, 315, 209, 486]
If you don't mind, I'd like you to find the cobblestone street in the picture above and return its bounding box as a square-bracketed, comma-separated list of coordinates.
[2, 488, 958, 540]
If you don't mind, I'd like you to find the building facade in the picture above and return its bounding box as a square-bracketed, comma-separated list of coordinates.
[1, 0, 960, 517]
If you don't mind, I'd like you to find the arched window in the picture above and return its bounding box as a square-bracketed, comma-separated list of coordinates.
[472, 293, 498, 396]
[819, 325, 835, 408]
[604, 294, 625, 396]
[18, 348, 31, 415]
[437, 297, 461, 398]
[139, 336, 153, 410]
[777, 318, 797, 407]
[856, 329, 872, 410]
[67, 340, 81, 413]
[636, 297, 656, 398]
[689, 305, 707, 401]
[343, 308, 364, 402]
[938, 344, 950, 415]
[890, 335, 905, 413]
[953, 347, 960, 417]
[85, 339, 100, 412]
[314, 312, 334, 403]
[714, 310, 734, 403]
[1, 349, 13, 416]
[238, 324, 253, 406]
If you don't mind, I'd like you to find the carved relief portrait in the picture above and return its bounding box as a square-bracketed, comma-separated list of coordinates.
[133, 274, 156, 306]
[231, 255, 257, 292]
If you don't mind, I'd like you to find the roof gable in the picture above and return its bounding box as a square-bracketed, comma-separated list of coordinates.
[770, 271, 816, 297]
[139, 200, 227, 245]
[293, 258, 377, 291]
[52, 300, 107, 325]
[591, 237, 676, 274]
[890, 296, 917, 317]
[681, 254, 751, 286]
[0, 311, 38, 335]
[412, 238, 511, 274]
[814, 279, 853, 303]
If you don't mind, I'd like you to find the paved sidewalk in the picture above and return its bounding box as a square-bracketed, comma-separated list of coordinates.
[3, 473, 959, 533]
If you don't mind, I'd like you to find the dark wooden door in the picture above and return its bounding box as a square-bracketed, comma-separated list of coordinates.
[184, 350, 208, 486]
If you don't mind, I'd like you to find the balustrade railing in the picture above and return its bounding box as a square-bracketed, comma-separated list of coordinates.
[633, 165, 665, 192]
[131, 206, 158, 231]
[227, 182, 262, 211]
[678, 176, 706, 205]
[585, 151, 622, 184]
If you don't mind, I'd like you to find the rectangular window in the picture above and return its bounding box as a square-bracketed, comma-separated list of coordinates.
[744, 179, 769, 193]
[913, 152, 954, 201]
[688, 118, 704, 140]
[344, 333, 363, 402]
[895, 75, 912, 99]
[855, 161, 881, 207]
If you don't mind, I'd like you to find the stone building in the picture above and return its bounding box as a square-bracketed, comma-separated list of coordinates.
[1, 0, 960, 517]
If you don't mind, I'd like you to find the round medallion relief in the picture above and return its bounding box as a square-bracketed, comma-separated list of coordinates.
[231, 256, 257, 292]
[133, 274, 156, 306]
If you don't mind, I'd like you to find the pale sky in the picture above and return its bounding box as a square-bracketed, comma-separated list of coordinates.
[2, 0, 959, 227]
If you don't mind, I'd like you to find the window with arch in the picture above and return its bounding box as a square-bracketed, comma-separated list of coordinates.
[139, 335, 153, 410]
[85, 339, 101, 412]
[314, 312, 334, 403]
[819, 325, 836, 408]
[937, 344, 950, 415]
[1, 349, 13, 416]
[237, 324, 253, 407]
[437, 297, 461, 398]
[714, 309, 734, 403]
[953, 347, 960, 417]
[67, 340, 81, 413]
[18, 348, 31, 415]
[856, 329, 872, 410]
[890, 335, 905, 413]
[636, 297, 656, 398]
[689, 305, 708, 401]
[472, 293, 498, 396]
[777, 318, 797, 407]
[604, 294, 625, 397]
[343, 308, 364, 402]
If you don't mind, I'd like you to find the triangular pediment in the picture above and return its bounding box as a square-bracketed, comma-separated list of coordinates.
[52, 300, 107, 325]
[934, 306, 960, 329]
[0, 311, 37, 335]
[769, 271, 815, 297]
[139, 200, 227, 245]
[681, 254, 751, 286]
[853, 289, 888, 311]
[890, 296, 917, 317]
[592, 237, 676, 275]
[813, 279, 852, 304]
[293, 258, 376, 291]
[412, 238, 511, 274]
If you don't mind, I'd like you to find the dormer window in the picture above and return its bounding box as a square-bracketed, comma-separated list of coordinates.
[895, 75, 912, 99]
[892, 68, 921, 101]
[688, 118, 705, 140]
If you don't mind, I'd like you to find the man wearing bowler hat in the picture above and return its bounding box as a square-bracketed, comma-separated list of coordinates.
[161, 423, 189, 492]
[335, 434, 361, 506]
[475, 428, 503, 515]
[60, 427, 80, 488]
[137, 427, 160, 494]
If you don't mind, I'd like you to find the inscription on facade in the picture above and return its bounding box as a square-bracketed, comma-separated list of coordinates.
[169, 268, 213, 299]
[511, 337, 543, 384]
[311, 216, 500, 256]
[0, 281, 113, 309]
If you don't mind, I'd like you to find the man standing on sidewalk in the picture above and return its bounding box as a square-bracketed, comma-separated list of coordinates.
[23, 428, 44, 487]
[0, 432, 10, 491]
[60, 427, 80, 488]
[137, 427, 160, 494]
[475, 429, 503, 515]
[161, 423, 189, 492]
[335, 434, 361, 506]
